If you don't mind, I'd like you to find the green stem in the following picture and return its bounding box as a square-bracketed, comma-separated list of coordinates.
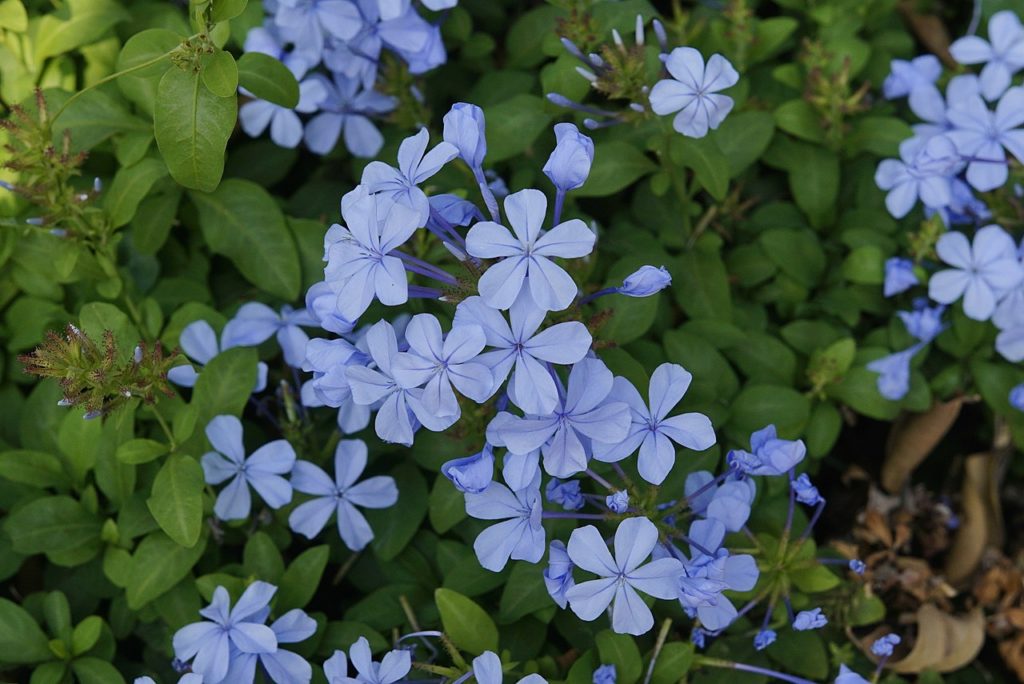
[642, 618, 673, 684]
[149, 404, 176, 451]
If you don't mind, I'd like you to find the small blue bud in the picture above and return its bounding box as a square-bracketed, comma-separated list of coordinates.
[618, 265, 672, 297]
[441, 446, 494, 494]
[848, 559, 866, 574]
[26, 217, 44, 226]
[605, 490, 629, 513]
[753, 629, 776, 651]
[543, 123, 595, 193]
[870, 634, 901, 657]
[93, 177, 102, 193]
[442, 102, 487, 169]
[1010, 383, 1024, 411]
[792, 607, 828, 631]
[593, 664, 616, 684]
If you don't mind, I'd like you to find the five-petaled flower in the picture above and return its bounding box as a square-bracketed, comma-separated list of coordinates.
[649, 47, 739, 138]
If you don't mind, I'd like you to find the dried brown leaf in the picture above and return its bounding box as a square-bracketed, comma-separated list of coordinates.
[897, 0, 956, 68]
[945, 453, 1000, 585]
[888, 604, 985, 674]
[882, 398, 963, 493]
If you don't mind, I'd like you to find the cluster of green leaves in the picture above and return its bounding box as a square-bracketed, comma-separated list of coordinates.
[0, 0, 1021, 682]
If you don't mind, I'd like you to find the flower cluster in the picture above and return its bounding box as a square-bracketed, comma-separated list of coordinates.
[548, 15, 738, 138]
[240, 0, 454, 154]
[872, 10, 1024, 403]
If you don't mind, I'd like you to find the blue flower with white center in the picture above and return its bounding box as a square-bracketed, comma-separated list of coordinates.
[544, 540, 575, 608]
[883, 54, 942, 99]
[453, 293, 592, 416]
[391, 313, 494, 422]
[201, 415, 296, 521]
[466, 188, 596, 312]
[883, 257, 919, 297]
[361, 128, 458, 225]
[168, 320, 268, 392]
[172, 582, 279, 683]
[488, 358, 632, 479]
[793, 607, 828, 630]
[289, 438, 398, 550]
[345, 320, 449, 445]
[223, 608, 317, 683]
[304, 72, 396, 157]
[649, 47, 739, 138]
[221, 302, 318, 367]
[465, 473, 545, 572]
[874, 134, 961, 218]
[592, 362, 716, 485]
[929, 225, 1024, 321]
[565, 516, 684, 635]
[949, 10, 1024, 100]
[322, 636, 411, 684]
[324, 186, 423, 322]
[946, 87, 1024, 191]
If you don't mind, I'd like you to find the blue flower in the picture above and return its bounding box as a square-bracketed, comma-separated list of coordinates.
[908, 74, 979, 141]
[883, 54, 941, 99]
[324, 186, 421, 321]
[690, 628, 707, 649]
[442, 445, 494, 494]
[346, 320, 449, 445]
[1010, 383, 1024, 410]
[305, 280, 356, 335]
[289, 439, 398, 550]
[453, 294, 592, 416]
[849, 559, 866, 574]
[201, 415, 296, 520]
[928, 225, 1024, 321]
[391, 313, 494, 421]
[792, 607, 828, 630]
[443, 102, 487, 168]
[674, 522, 758, 630]
[361, 128, 458, 225]
[791, 473, 823, 506]
[465, 475, 545, 572]
[545, 478, 585, 511]
[606, 490, 629, 513]
[871, 633, 901, 657]
[704, 479, 756, 532]
[866, 344, 922, 401]
[565, 517, 684, 635]
[172, 582, 278, 683]
[240, 76, 329, 148]
[883, 257, 919, 297]
[727, 425, 806, 477]
[222, 303, 317, 367]
[466, 188, 595, 311]
[224, 608, 318, 683]
[835, 665, 871, 684]
[274, 0, 363, 64]
[753, 629, 777, 651]
[470, 651, 548, 684]
[897, 301, 946, 343]
[322, 636, 410, 684]
[949, 10, 1024, 100]
[946, 87, 1024, 191]
[649, 47, 739, 138]
[874, 134, 961, 218]
[488, 358, 632, 478]
[592, 363, 716, 485]
[593, 664, 617, 684]
[168, 320, 268, 392]
[544, 540, 575, 608]
[618, 265, 672, 297]
[304, 73, 396, 157]
[244, 21, 311, 77]
[542, 123, 595, 192]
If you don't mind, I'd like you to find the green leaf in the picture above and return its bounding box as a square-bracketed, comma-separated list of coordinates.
[154, 66, 237, 192]
[576, 142, 656, 197]
[711, 111, 775, 177]
[435, 588, 499, 655]
[191, 347, 258, 426]
[0, 0, 28, 31]
[116, 438, 168, 465]
[728, 384, 811, 439]
[804, 400, 841, 458]
[773, 100, 825, 143]
[846, 116, 914, 156]
[277, 546, 329, 612]
[365, 463, 428, 561]
[146, 454, 204, 548]
[202, 50, 239, 98]
[766, 630, 828, 680]
[35, 0, 129, 61]
[790, 564, 841, 593]
[211, 0, 248, 22]
[483, 94, 553, 163]
[5, 496, 101, 555]
[647, 642, 694, 684]
[189, 178, 302, 300]
[126, 531, 208, 609]
[759, 228, 826, 288]
[596, 630, 642, 684]
[237, 52, 299, 108]
[103, 157, 168, 228]
[790, 146, 839, 228]
[51, 88, 151, 151]
[671, 241, 732, 321]
[0, 598, 52, 665]
[243, 532, 285, 584]
[842, 245, 885, 284]
[70, 616, 102, 656]
[499, 562, 552, 623]
[428, 476, 466, 534]
[71, 657, 126, 684]
[116, 28, 180, 79]
[671, 136, 730, 200]
[131, 188, 181, 255]
[0, 450, 70, 489]
[828, 367, 901, 420]
[505, 5, 564, 68]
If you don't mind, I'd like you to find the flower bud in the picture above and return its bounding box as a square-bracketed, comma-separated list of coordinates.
[543, 123, 594, 192]
[618, 265, 671, 297]
[442, 102, 487, 168]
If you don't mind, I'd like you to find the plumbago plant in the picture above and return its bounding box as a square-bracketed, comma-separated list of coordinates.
[5, 0, 1024, 683]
